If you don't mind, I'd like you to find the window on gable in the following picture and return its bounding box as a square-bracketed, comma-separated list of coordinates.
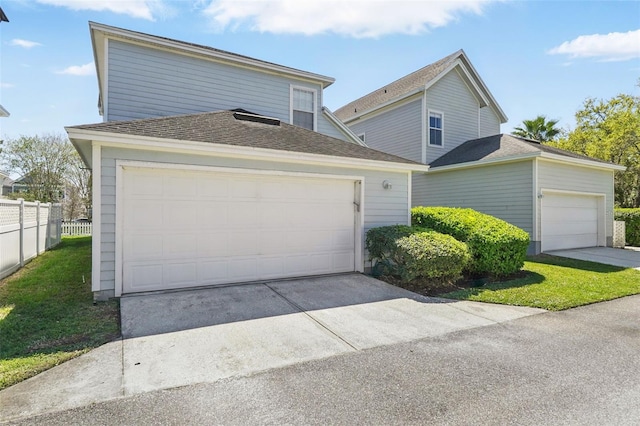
[292, 87, 315, 130]
[429, 111, 443, 147]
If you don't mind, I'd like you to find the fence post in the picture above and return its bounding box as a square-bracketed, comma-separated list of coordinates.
[36, 201, 41, 255]
[19, 198, 25, 267]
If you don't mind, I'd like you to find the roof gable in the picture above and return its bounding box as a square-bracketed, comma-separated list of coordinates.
[429, 134, 620, 169]
[334, 50, 507, 124]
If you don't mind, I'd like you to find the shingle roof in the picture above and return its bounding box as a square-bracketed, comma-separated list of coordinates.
[67, 110, 421, 166]
[429, 134, 615, 168]
[334, 50, 462, 121]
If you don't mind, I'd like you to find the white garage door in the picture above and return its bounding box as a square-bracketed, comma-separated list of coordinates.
[121, 167, 357, 294]
[541, 192, 599, 251]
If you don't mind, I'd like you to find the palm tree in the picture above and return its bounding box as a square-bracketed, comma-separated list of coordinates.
[512, 115, 561, 142]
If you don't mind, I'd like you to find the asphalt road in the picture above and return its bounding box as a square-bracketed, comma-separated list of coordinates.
[7, 294, 640, 425]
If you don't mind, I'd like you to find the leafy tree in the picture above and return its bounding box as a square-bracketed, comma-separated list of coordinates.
[0, 134, 76, 204]
[552, 94, 640, 208]
[513, 115, 562, 142]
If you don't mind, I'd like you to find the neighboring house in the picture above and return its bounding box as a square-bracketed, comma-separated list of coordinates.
[67, 23, 428, 300]
[335, 50, 624, 254]
[0, 171, 14, 197]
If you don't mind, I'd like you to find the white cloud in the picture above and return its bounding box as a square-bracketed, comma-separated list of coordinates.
[1, 83, 15, 88]
[548, 29, 640, 62]
[57, 62, 95, 76]
[35, 0, 171, 20]
[203, 0, 495, 38]
[10, 39, 42, 48]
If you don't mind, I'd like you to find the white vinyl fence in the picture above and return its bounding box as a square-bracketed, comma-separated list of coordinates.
[62, 222, 92, 236]
[0, 199, 62, 280]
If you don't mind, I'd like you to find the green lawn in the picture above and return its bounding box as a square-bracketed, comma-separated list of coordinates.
[0, 236, 119, 390]
[440, 254, 640, 310]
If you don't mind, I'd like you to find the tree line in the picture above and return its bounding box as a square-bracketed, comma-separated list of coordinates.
[0, 134, 91, 221]
[512, 91, 639, 208]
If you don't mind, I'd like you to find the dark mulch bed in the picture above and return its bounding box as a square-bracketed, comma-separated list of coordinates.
[376, 270, 529, 297]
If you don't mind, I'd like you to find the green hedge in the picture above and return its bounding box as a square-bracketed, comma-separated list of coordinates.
[615, 208, 640, 246]
[365, 225, 470, 282]
[395, 231, 470, 282]
[411, 207, 529, 277]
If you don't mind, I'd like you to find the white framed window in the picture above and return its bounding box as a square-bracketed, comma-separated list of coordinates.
[290, 86, 316, 131]
[357, 133, 365, 143]
[428, 110, 443, 147]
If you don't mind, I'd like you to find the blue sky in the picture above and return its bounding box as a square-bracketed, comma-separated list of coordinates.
[0, 0, 638, 141]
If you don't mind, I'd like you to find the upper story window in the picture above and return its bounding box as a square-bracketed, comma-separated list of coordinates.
[291, 86, 316, 131]
[428, 111, 443, 147]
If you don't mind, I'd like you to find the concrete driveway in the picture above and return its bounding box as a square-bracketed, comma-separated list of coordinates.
[546, 246, 640, 270]
[0, 274, 544, 422]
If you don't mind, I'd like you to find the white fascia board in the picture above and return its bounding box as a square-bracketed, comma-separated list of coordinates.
[538, 153, 626, 171]
[322, 107, 368, 146]
[457, 52, 508, 123]
[341, 88, 424, 125]
[427, 151, 625, 174]
[89, 22, 335, 88]
[65, 128, 430, 173]
[0, 104, 9, 117]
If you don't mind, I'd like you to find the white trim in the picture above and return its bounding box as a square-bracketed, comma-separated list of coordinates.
[539, 154, 625, 171]
[421, 92, 427, 164]
[0, 104, 10, 117]
[66, 128, 430, 173]
[341, 89, 423, 125]
[427, 152, 624, 174]
[427, 109, 444, 148]
[91, 143, 101, 293]
[114, 160, 365, 297]
[407, 172, 413, 222]
[290, 85, 318, 131]
[90, 22, 335, 88]
[321, 107, 367, 146]
[532, 158, 539, 242]
[103, 37, 109, 121]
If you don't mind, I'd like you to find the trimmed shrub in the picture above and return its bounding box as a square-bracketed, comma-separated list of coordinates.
[615, 208, 640, 246]
[365, 225, 416, 264]
[411, 207, 530, 276]
[365, 225, 470, 282]
[395, 231, 470, 282]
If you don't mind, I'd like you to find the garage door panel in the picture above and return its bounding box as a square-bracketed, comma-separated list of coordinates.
[542, 193, 600, 251]
[122, 168, 357, 294]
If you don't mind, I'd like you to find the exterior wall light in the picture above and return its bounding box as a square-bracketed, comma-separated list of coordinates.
[382, 180, 392, 190]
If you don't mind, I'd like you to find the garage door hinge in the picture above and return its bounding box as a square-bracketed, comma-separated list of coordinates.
[353, 201, 360, 212]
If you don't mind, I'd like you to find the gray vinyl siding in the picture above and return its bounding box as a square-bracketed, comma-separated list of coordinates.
[348, 99, 422, 163]
[98, 147, 409, 292]
[425, 69, 479, 164]
[415, 161, 534, 235]
[479, 106, 500, 137]
[536, 160, 615, 241]
[106, 40, 351, 142]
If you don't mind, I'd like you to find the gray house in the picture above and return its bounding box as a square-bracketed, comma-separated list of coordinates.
[335, 50, 624, 254]
[67, 23, 428, 300]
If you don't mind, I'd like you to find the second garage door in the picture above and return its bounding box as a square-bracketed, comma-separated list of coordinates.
[541, 192, 600, 251]
[121, 167, 358, 294]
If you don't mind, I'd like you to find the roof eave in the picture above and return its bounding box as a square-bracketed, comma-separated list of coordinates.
[88, 22, 335, 89]
[428, 151, 625, 173]
[341, 88, 424, 124]
[65, 127, 429, 173]
[322, 107, 367, 146]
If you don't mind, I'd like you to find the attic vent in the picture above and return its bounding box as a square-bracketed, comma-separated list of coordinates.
[233, 112, 280, 126]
